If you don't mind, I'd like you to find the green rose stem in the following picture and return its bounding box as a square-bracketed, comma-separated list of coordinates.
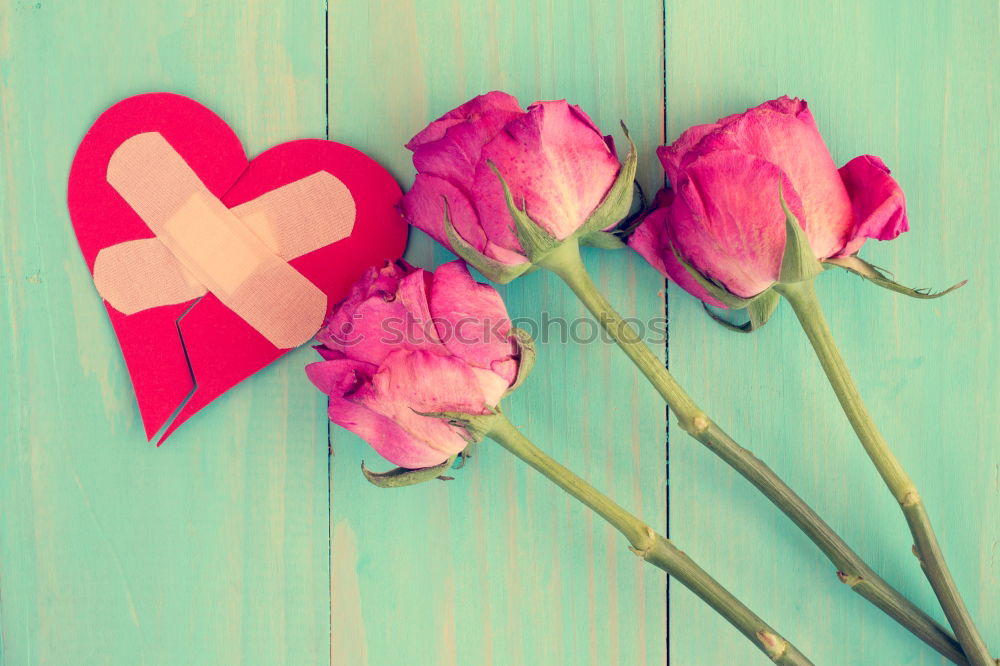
[774, 278, 995, 666]
[536, 238, 967, 665]
[487, 412, 813, 665]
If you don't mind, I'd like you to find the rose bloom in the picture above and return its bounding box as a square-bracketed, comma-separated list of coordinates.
[400, 91, 621, 268]
[629, 96, 908, 305]
[306, 260, 519, 469]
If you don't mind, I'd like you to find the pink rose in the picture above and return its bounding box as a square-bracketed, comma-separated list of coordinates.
[629, 97, 908, 304]
[400, 91, 624, 278]
[306, 259, 522, 469]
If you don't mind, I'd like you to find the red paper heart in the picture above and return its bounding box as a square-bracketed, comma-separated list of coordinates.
[67, 93, 408, 442]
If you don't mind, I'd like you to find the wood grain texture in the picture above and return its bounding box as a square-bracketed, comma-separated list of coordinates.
[665, 1, 1000, 664]
[1, 0, 997, 664]
[326, 2, 667, 665]
[0, 2, 330, 664]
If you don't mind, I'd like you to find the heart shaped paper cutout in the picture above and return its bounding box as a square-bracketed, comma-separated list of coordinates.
[68, 93, 408, 442]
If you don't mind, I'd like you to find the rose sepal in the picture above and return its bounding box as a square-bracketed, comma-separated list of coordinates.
[488, 122, 637, 265]
[443, 199, 533, 284]
[822, 254, 966, 299]
[505, 327, 536, 396]
[576, 122, 638, 237]
[361, 456, 458, 489]
[358, 327, 532, 489]
[668, 219, 785, 331]
[776, 186, 824, 285]
[668, 240, 755, 310]
[413, 406, 501, 443]
[580, 230, 628, 250]
[488, 162, 562, 263]
[703, 289, 781, 333]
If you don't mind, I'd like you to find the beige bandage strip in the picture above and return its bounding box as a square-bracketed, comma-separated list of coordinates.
[101, 132, 353, 349]
[232, 172, 355, 258]
[94, 171, 356, 315]
[94, 237, 207, 310]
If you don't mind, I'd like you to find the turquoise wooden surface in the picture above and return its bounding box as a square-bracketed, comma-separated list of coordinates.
[0, 2, 330, 664]
[326, 3, 666, 664]
[0, 1, 996, 665]
[666, 1, 1000, 664]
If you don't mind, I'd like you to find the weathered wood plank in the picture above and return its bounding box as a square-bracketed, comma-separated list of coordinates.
[0, 2, 330, 664]
[326, 2, 667, 664]
[3, 1, 995, 664]
[666, 1, 999, 663]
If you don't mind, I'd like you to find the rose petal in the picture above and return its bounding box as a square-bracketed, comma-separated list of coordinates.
[367, 349, 491, 415]
[400, 174, 529, 266]
[489, 356, 519, 387]
[355, 350, 492, 467]
[428, 261, 514, 380]
[473, 100, 620, 241]
[407, 92, 525, 193]
[317, 261, 408, 352]
[406, 91, 525, 151]
[628, 194, 726, 307]
[305, 357, 375, 397]
[671, 150, 806, 299]
[837, 155, 909, 256]
[317, 264, 446, 365]
[307, 357, 459, 469]
[314, 346, 345, 361]
[395, 268, 446, 348]
[470, 367, 510, 407]
[684, 97, 853, 259]
[657, 121, 722, 185]
[755, 95, 803, 115]
[603, 134, 617, 158]
[412, 114, 526, 191]
[483, 239, 530, 265]
[399, 173, 489, 254]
